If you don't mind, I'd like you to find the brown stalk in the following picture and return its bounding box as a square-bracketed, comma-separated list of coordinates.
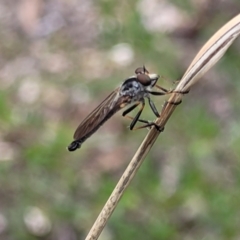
[85, 13, 240, 240]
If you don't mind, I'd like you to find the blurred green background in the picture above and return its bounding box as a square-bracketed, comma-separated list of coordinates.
[0, 0, 240, 239]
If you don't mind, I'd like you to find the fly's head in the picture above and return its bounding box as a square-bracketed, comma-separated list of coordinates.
[120, 66, 159, 99]
[135, 66, 159, 88]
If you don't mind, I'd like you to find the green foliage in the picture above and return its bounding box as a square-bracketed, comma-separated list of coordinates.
[0, 0, 240, 239]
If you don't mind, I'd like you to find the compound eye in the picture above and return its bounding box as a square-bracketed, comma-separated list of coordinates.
[135, 67, 144, 75]
[136, 74, 151, 86]
[135, 66, 149, 75]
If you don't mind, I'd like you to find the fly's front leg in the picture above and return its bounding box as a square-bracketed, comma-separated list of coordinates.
[165, 89, 189, 105]
[154, 84, 169, 93]
[149, 88, 189, 106]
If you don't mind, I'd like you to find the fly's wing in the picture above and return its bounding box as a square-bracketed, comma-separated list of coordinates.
[73, 87, 130, 141]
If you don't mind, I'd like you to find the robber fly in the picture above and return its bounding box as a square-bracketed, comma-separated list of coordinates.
[68, 66, 170, 151]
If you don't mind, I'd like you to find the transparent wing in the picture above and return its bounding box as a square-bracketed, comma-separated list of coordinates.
[73, 87, 130, 141]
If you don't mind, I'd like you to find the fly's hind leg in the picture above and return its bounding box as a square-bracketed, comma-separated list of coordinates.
[122, 100, 163, 131]
[123, 115, 164, 132]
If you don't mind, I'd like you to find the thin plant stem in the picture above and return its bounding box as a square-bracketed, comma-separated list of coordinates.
[85, 13, 240, 240]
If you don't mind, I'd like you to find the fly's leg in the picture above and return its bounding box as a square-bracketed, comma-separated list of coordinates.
[122, 102, 140, 116]
[123, 114, 163, 132]
[123, 101, 153, 127]
[128, 100, 145, 130]
[147, 97, 160, 117]
[154, 84, 169, 93]
[124, 115, 150, 124]
[132, 122, 164, 132]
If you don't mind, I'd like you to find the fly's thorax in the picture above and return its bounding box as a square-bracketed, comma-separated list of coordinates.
[120, 78, 145, 97]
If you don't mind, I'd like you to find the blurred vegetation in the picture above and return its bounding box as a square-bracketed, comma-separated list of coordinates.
[0, 0, 240, 239]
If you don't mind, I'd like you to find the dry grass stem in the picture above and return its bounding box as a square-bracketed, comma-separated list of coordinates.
[85, 13, 240, 240]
